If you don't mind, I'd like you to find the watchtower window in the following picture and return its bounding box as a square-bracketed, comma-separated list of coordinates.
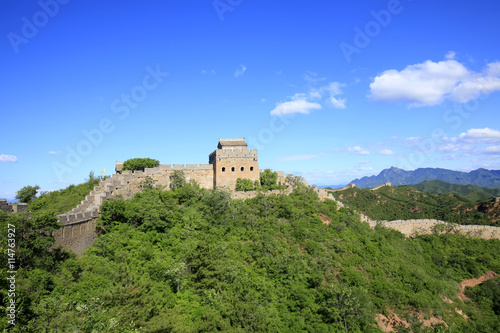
[250, 166, 254, 171]
[222, 167, 226, 172]
[240, 167, 244, 171]
[231, 167, 235, 172]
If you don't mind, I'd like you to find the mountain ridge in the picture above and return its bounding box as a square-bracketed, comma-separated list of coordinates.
[350, 167, 500, 189]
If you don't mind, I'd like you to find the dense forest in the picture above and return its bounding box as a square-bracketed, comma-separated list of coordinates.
[330, 186, 500, 226]
[1, 176, 499, 332]
[412, 180, 500, 202]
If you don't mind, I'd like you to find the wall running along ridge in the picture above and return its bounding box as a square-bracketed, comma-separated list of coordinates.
[367, 219, 500, 240]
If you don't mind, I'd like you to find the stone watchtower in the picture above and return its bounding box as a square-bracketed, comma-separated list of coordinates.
[209, 138, 259, 189]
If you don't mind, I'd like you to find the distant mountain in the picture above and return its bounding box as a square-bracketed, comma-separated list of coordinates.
[318, 184, 347, 189]
[412, 179, 500, 201]
[350, 167, 500, 189]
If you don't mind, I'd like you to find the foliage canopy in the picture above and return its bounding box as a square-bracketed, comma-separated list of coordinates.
[122, 158, 160, 172]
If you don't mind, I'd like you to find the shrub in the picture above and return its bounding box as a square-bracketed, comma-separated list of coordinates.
[236, 178, 255, 191]
[122, 158, 159, 172]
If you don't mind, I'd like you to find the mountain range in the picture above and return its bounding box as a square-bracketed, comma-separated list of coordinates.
[350, 167, 500, 189]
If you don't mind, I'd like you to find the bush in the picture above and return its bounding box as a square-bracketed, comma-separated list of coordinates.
[122, 158, 159, 172]
[16, 185, 40, 203]
[236, 178, 255, 192]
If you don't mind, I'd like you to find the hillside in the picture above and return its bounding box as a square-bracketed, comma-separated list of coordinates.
[27, 173, 107, 217]
[330, 185, 500, 226]
[413, 179, 500, 201]
[1, 180, 500, 332]
[350, 167, 500, 189]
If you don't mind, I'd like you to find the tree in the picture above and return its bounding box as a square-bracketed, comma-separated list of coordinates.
[170, 170, 186, 189]
[235, 178, 255, 192]
[260, 169, 278, 190]
[16, 185, 40, 203]
[122, 158, 159, 172]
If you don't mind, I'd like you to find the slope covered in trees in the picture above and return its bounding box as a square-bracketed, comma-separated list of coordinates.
[330, 186, 500, 226]
[412, 179, 500, 201]
[27, 172, 108, 217]
[1, 180, 499, 332]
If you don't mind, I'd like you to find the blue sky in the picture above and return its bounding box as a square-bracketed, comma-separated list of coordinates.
[1, 0, 500, 199]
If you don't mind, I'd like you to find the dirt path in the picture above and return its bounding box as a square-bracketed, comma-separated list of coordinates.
[458, 270, 498, 301]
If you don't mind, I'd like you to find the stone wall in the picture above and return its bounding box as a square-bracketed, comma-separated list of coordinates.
[0, 199, 28, 214]
[370, 182, 392, 191]
[211, 148, 259, 189]
[230, 182, 345, 209]
[53, 216, 98, 256]
[368, 219, 500, 240]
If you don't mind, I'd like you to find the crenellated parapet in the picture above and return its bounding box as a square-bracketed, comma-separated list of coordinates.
[0, 199, 28, 214]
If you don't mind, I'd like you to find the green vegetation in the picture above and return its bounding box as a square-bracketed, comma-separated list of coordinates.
[28, 172, 108, 217]
[235, 169, 286, 192]
[15, 185, 40, 203]
[260, 168, 284, 191]
[331, 186, 500, 226]
[1, 178, 499, 332]
[122, 158, 160, 172]
[413, 179, 500, 201]
[463, 277, 500, 332]
[170, 170, 186, 189]
[235, 178, 256, 191]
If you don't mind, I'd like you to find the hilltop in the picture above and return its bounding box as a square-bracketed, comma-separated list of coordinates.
[350, 167, 500, 189]
[330, 185, 500, 226]
[412, 179, 500, 201]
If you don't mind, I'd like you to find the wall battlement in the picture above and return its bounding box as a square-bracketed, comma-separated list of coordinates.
[0, 199, 28, 214]
[209, 148, 258, 164]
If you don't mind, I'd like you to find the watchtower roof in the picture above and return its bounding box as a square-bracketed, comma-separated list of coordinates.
[217, 138, 248, 149]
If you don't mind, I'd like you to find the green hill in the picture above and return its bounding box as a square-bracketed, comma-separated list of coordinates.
[27, 172, 107, 217]
[330, 185, 500, 226]
[1, 181, 499, 332]
[412, 179, 500, 201]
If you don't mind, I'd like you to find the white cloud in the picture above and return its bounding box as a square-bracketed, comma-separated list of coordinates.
[359, 166, 373, 171]
[261, 98, 266, 102]
[458, 128, 500, 143]
[276, 154, 322, 162]
[304, 71, 326, 83]
[270, 94, 322, 116]
[369, 54, 500, 107]
[271, 78, 347, 116]
[234, 64, 247, 78]
[378, 149, 395, 155]
[309, 82, 347, 109]
[482, 145, 500, 155]
[48, 151, 61, 155]
[445, 51, 456, 60]
[347, 146, 370, 155]
[201, 69, 216, 75]
[405, 136, 423, 141]
[0, 154, 17, 162]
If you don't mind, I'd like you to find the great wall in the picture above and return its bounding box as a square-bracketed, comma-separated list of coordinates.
[2, 138, 500, 255]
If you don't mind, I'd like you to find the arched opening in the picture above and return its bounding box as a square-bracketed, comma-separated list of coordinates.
[250, 166, 254, 171]
[231, 167, 235, 172]
[240, 166, 244, 171]
[222, 167, 226, 172]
